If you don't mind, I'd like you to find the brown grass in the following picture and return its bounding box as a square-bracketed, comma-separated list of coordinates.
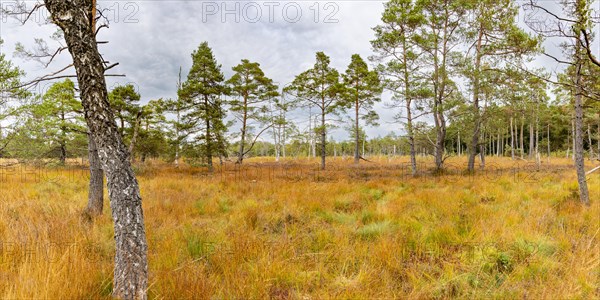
[0, 156, 598, 299]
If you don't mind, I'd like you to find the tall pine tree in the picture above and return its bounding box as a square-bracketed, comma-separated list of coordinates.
[284, 52, 343, 170]
[179, 42, 228, 171]
[342, 54, 382, 164]
[227, 59, 279, 164]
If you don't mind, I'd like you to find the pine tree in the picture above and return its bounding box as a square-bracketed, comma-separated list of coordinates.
[0, 38, 29, 156]
[463, 0, 538, 172]
[33, 79, 86, 164]
[227, 59, 279, 164]
[284, 52, 342, 170]
[371, 0, 427, 174]
[108, 84, 141, 133]
[342, 54, 382, 164]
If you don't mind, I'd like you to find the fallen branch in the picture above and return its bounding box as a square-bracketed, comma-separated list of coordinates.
[587, 165, 600, 176]
[359, 156, 375, 163]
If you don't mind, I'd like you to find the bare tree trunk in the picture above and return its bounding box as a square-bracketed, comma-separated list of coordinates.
[59, 111, 67, 165]
[434, 110, 446, 170]
[205, 96, 213, 171]
[587, 123, 593, 160]
[354, 96, 360, 164]
[128, 113, 141, 163]
[407, 113, 417, 175]
[85, 133, 104, 217]
[467, 25, 483, 173]
[479, 131, 485, 168]
[520, 116, 524, 159]
[496, 132, 500, 157]
[59, 142, 67, 165]
[238, 94, 248, 164]
[282, 117, 286, 159]
[529, 122, 534, 159]
[574, 54, 590, 206]
[44, 1, 148, 298]
[536, 116, 540, 167]
[174, 67, 182, 168]
[320, 109, 326, 170]
[547, 123, 551, 162]
[572, 116, 576, 161]
[457, 130, 461, 156]
[510, 117, 514, 159]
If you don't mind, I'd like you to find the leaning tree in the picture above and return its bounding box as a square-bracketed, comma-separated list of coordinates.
[11, 0, 151, 297]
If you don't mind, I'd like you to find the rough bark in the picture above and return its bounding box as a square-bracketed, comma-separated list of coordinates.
[402, 37, 417, 175]
[237, 94, 248, 164]
[467, 25, 483, 172]
[59, 141, 67, 165]
[547, 123, 551, 161]
[205, 95, 213, 171]
[44, 1, 148, 298]
[59, 111, 67, 164]
[320, 108, 326, 170]
[529, 122, 534, 159]
[587, 123, 593, 160]
[85, 133, 104, 217]
[572, 116, 576, 160]
[354, 94, 360, 165]
[520, 116, 525, 159]
[128, 113, 141, 163]
[510, 117, 515, 159]
[574, 49, 590, 206]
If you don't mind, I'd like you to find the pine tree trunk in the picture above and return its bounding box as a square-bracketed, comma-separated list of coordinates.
[573, 53, 590, 206]
[354, 96, 360, 164]
[510, 117, 515, 159]
[572, 117, 576, 160]
[587, 123, 593, 160]
[205, 96, 213, 171]
[321, 108, 326, 170]
[520, 116, 525, 159]
[128, 114, 141, 163]
[496, 133, 500, 157]
[282, 119, 286, 159]
[44, 1, 148, 298]
[547, 123, 551, 162]
[529, 121, 534, 159]
[467, 25, 483, 172]
[59, 142, 67, 165]
[536, 114, 540, 167]
[238, 94, 248, 164]
[434, 109, 446, 170]
[85, 133, 104, 217]
[407, 107, 417, 175]
[458, 130, 461, 156]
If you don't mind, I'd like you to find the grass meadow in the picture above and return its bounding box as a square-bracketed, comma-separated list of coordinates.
[0, 156, 598, 299]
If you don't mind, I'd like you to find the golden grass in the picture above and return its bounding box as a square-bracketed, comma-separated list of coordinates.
[0, 156, 598, 299]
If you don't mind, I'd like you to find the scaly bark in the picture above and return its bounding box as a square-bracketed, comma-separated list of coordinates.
[574, 41, 590, 206]
[467, 24, 483, 172]
[44, 1, 148, 298]
[85, 133, 104, 217]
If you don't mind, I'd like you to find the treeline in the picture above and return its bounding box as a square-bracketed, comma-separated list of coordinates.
[1, 1, 598, 182]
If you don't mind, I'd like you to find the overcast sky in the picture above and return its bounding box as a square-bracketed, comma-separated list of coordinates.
[1, 0, 598, 141]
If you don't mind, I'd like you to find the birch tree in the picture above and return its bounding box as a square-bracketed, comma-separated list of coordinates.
[43, 0, 149, 297]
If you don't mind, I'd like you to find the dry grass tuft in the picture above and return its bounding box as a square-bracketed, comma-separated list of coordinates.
[0, 156, 598, 299]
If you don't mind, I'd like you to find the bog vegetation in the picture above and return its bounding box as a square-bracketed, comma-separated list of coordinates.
[0, 0, 599, 298]
[0, 157, 598, 299]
